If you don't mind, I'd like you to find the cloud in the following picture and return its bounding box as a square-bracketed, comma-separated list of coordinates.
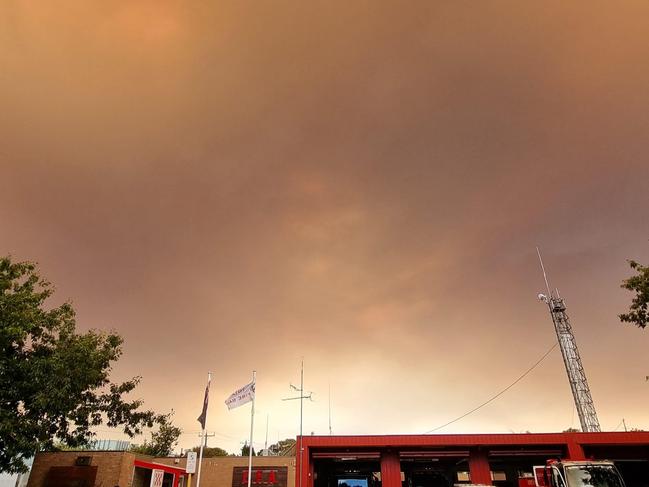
[2, 1, 649, 451]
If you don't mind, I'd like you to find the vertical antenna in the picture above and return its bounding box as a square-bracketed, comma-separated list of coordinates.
[328, 383, 332, 435]
[299, 359, 304, 487]
[300, 359, 304, 440]
[264, 413, 269, 452]
[282, 360, 312, 487]
[537, 246, 552, 296]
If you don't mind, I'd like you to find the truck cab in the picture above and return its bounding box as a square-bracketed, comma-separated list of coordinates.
[534, 461, 626, 487]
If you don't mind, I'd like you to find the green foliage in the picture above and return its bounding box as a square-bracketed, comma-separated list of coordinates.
[241, 442, 255, 457]
[129, 415, 182, 457]
[562, 427, 580, 433]
[620, 260, 649, 329]
[51, 443, 77, 451]
[190, 446, 229, 457]
[0, 256, 164, 473]
[268, 438, 296, 456]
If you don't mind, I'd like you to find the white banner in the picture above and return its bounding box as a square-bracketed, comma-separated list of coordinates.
[186, 451, 197, 474]
[225, 381, 255, 410]
[150, 469, 165, 487]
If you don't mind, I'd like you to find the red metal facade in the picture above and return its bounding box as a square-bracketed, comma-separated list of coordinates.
[468, 449, 490, 485]
[380, 452, 401, 487]
[134, 459, 187, 487]
[297, 432, 649, 487]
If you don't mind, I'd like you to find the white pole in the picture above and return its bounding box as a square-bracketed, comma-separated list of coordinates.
[298, 360, 303, 487]
[247, 371, 256, 487]
[196, 372, 211, 487]
[536, 247, 552, 297]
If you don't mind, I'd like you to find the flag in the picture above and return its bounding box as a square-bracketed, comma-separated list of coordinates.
[225, 381, 255, 410]
[197, 376, 211, 429]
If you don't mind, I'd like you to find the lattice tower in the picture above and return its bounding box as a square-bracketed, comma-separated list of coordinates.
[544, 293, 601, 432]
[537, 249, 601, 433]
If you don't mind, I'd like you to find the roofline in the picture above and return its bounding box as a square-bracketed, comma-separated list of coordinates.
[299, 432, 649, 448]
[134, 459, 186, 475]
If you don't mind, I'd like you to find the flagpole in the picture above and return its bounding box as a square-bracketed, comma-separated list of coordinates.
[299, 360, 303, 487]
[196, 372, 211, 487]
[247, 370, 256, 487]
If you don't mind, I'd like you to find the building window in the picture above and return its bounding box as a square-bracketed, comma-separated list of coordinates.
[491, 472, 507, 482]
[457, 472, 471, 482]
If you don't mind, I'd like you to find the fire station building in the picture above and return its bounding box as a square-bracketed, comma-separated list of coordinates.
[296, 433, 649, 487]
[25, 432, 649, 487]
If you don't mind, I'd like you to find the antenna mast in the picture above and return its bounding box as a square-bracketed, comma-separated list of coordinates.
[282, 360, 313, 487]
[328, 383, 332, 435]
[536, 248, 601, 433]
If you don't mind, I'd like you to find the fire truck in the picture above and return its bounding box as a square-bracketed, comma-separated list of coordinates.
[533, 460, 626, 487]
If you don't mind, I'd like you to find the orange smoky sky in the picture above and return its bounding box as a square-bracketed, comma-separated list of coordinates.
[1, 1, 649, 453]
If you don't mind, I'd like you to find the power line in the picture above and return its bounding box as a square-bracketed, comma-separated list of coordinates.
[425, 342, 558, 433]
[91, 428, 236, 441]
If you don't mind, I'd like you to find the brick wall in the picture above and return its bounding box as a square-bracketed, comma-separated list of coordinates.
[27, 452, 151, 487]
[118, 453, 140, 487]
[154, 457, 295, 487]
[27, 452, 294, 487]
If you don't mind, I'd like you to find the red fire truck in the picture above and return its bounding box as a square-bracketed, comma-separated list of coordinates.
[533, 460, 626, 487]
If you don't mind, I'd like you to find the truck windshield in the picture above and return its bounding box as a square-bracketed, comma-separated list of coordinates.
[565, 465, 623, 487]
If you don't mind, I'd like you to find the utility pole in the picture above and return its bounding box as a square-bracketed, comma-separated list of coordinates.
[537, 248, 601, 432]
[198, 432, 216, 445]
[196, 429, 215, 487]
[196, 372, 212, 487]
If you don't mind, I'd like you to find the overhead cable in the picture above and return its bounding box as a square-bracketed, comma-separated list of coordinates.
[425, 342, 558, 433]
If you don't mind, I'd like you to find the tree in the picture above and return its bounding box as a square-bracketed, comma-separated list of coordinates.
[241, 442, 255, 457]
[0, 256, 165, 473]
[190, 446, 229, 457]
[268, 438, 296, 456]
[129, 415, 182, 457]
[620, 259, 649, 329]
